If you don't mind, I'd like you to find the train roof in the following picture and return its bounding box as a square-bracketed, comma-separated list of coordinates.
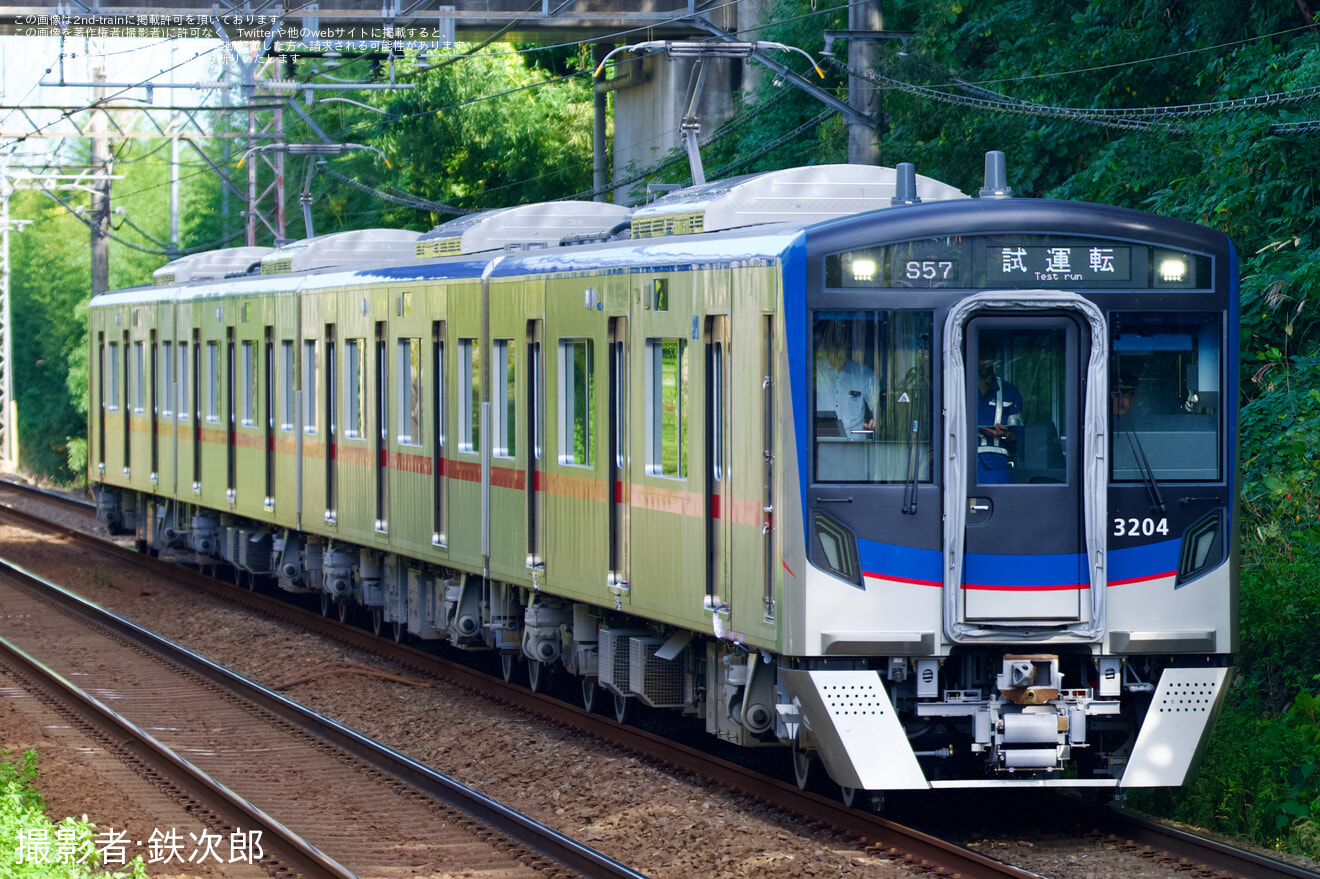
[152, 247, 272, 285]
[628, 163, 965, 237]
[92, 159, 1231, 310]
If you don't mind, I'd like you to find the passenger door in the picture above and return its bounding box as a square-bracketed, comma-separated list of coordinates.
[962, 317, 1086, 622]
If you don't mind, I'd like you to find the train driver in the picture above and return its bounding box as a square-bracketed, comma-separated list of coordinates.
[1111, 371, 1138, 419]
[813, 318, 880, 441]
[976, 338, 1023, 484]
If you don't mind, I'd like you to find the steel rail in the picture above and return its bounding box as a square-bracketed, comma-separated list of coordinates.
[1096, 806, 1320, 879]
[0, 500, 1036, 879]
[0, 550, 649, 879]
[4, 490, 1313, 878]
[0, 477, 96, 514]
[0, 603, 355, 879]
[11, 496, 1307, 878]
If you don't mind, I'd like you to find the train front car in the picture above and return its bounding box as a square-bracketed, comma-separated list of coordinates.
[778, 158, 1238, 792]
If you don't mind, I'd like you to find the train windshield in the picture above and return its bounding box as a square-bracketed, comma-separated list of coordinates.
[1110, 311, 1222, 482]
[812, 310, 934, 484]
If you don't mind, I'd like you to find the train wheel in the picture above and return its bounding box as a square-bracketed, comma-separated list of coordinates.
[320, 592, 331, 617]
[500, 652, 521, 685]
[337, 600, 352, 625]
[839, 785, 859, 809]
[581, 677, 598, 713]
[612, 692, 631, 725]
[527, 660, 546, 693]
[370, 608, 384, 637]
[791, 740, 813, 791]
[392, 621, 404, 643]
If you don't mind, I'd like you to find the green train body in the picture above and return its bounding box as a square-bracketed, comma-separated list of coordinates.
[89, 161, 1238, 795]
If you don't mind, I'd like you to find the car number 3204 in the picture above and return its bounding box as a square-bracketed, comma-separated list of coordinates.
[1112, 517, 1169, 537]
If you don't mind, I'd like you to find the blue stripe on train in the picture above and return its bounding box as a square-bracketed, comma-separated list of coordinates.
[853, 537, 1181, 589]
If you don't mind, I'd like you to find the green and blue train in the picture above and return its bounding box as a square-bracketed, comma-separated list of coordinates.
[89, 153, 1238, 796]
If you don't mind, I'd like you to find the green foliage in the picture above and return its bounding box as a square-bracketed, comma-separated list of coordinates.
[0, 749, 148, 878]
[371, 49, 595, 213]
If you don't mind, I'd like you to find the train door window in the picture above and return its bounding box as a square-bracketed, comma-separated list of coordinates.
[280, 341, 293, 431]
[973, 326, 1069, 486]
[345, 338, 364, 438]
[106, 340, 120, 412]
[177, 342, 189, 422]
[492, 339, 515, 458]
[459, 338, 480, 454]
[527, 322, 545, 568]
[611, 336, 625, 470]
[375, 322, 388, 530]
[227, 328, 237, 491]
[326, 328, 338, 515]
[161, 341, 174, 418]
[530, 339, 542, 460]
[711, 340, 724, 482]
[432, 322, 446, 546]
[123, 334, 131, 469]
[302, 340, 317, 434]
[132, 342, 145, 414]
[645, 338, 688, 478]
[97, 332, 106, 468]
[557, 338, 593, 467]
[397, 337, 423, 446]
[1110, 312, 1221, 482]
[192, 332, 201, 487]
[240, 341, 256, 426]
[812, 311, 934, 484]
[205, 341, 220, 423]
[264, 329, 275, 502]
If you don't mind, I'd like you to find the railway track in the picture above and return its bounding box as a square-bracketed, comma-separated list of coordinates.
[1, 478, 1315, 879]
[0, 552, 645, 879]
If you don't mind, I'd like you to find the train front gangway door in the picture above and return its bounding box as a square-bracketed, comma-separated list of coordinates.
[961, 316, 1086, 623]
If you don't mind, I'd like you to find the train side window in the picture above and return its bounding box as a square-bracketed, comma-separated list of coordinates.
[241, 341, 256, 427]
[1110, 311, 1222, 482]
[106, 342, 120, 411]
[397, 337, 423, 446]
[280, 341, 293, 431]
[161, 341, 174, 418]
[492, 339, 515, 458]
[345, 339, 364, 438]
[645, 338, 688, 479]
[132, 341, 145, 414]
[178, 343, 189, 421]
[813, 310, 934, 484]
[460, 338, 480, 454]
[557, 338, 593, 467]
[302, 340, 317, 434]
[205, 341, 220, 423]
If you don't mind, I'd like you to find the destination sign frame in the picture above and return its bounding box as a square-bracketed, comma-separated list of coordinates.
[825, 236, 1211, 291]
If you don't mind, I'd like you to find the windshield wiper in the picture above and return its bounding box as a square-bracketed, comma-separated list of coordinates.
[1123, 427, 1166, 514]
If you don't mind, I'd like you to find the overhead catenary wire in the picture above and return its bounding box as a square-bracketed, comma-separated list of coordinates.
[823, 52, 1320, 133]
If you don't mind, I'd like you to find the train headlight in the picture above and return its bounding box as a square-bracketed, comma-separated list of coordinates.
[850, 257, 877, 282]
[1158, 257, 1187, 283]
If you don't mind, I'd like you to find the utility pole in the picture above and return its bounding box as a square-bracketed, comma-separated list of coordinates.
[0, 167, 19, 471]
[848, 0, 884, 165]
[90, 68, 111, 297]
[592, 43, 611, 203]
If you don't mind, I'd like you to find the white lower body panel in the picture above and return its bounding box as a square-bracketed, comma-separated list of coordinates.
[1119, 665, 1233, 788]
[779, 668, 929, 790]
